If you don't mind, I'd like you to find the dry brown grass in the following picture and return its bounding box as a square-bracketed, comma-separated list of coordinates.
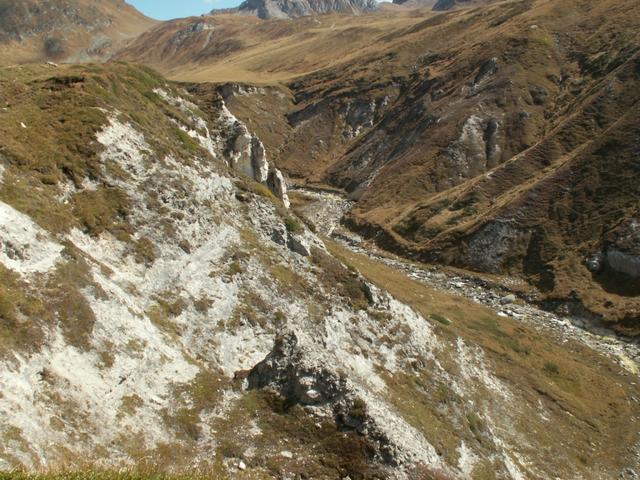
[326, 238, 640, 477]
[0, 0, 156, 66]
[118, 10, 432, 84]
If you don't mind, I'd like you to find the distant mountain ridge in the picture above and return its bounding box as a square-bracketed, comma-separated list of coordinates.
[214, 0, 378, 19]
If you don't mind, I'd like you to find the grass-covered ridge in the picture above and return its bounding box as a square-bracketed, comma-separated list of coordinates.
[0, 63, 219, 238]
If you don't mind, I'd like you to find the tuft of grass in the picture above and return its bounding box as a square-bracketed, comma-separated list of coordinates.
[133, 237, 158, 266]
[466, 411, 486, 439]
[235, 178, 277, 203]
[117, 395, 144, 419]
[284, 216, 303, 234]
[163, 368, 229, 442]
[348, 397, 368, 421]
[226, 260, 242, 276]
[174, 129, 200, 154]
[310, 247, 369, 310]
[543, 361, 560, 375]
[0, 266, 49, 357]
[430, 313, 451, 326]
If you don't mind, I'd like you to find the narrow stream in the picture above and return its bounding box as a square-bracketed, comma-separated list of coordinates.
[293, 187, 640, 377]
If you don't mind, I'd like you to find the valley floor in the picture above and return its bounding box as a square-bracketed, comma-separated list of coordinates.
[295, 188, 640, 376]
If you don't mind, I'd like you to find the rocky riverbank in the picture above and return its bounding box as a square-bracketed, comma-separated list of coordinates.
[292, 187, 640, 377]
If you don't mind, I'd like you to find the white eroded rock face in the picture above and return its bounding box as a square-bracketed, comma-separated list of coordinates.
[0, 79, 580, 479]
[446, 115, 503, 179]
[267, 168, 290, 209]
[0, 201, 63, 276]
[220, 103, 290, 206]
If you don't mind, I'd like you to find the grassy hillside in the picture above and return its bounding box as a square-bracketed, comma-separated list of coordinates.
[0, 63, 638, 479]
[118, 0, 640, 332]
[0, 0, 156, 65]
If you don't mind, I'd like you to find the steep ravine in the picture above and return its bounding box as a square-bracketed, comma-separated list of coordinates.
[0, 64, 639, 479]
[292, 187, 640, 375]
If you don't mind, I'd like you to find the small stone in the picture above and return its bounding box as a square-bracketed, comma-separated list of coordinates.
[235, 192, 250, 203]
[238, 460, 246, 471]
[271, 227, 287, 246]
[280, 450, 293, 459]
[305, 389, 321, 401]
[500, 294, 516, 305]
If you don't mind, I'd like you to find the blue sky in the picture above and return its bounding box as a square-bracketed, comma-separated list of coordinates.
[127, 0, 240, 20]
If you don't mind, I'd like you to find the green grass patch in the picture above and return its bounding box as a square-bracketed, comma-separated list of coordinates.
[284, 216, 303, 234]
[543, 361, 560, 376]
[429, 313, 451, 326]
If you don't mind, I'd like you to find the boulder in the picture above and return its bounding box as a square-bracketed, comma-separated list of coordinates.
[500, 294, 516, 305]
[267, 168, 291, 208]
[529, 85, 548, 105]
[271, 226, 288, 246]
[250, 136, 269, 183]
[473, 57, 499, 85]
[585, 253, 603, 272]
[228, 129, 269, 183]
[288, 234, 311, 257]
[247, 331, 347, 405]
[231, 0, 378, 20]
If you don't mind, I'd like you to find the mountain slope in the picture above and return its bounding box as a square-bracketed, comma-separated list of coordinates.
[431, 0, 494, 10]
[223, 0, 378, 20]
[0, 0, 156, 64]
[0, 63, 639, 479]
[118, 0, 640, 333]
[116, 10, 423, 83]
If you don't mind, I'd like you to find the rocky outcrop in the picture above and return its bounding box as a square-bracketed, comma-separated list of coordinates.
[223, 104, 291, 207]
[432, 0, 491, 10]
[432, 0, 455, 9]
[248, 331, 348, 405]
[287, 233, 312, 256]
[267, 168, 290, 209]
[598, 219, 640, 279]
[224, 0, 378, 20]
[461, 220, 530, 273]
[229, 130, 270, 183]
[167, 20, 215, 50]
[606, 249, 640, 279]
[246, 331, 435, 468]
[445, 115, 503, 177]
[473, 57, 499, 86]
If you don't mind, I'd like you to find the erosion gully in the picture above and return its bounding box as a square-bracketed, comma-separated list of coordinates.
[292, 187, 640, 378]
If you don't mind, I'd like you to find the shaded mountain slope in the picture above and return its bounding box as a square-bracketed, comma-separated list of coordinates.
[0, 0, 156, 64]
